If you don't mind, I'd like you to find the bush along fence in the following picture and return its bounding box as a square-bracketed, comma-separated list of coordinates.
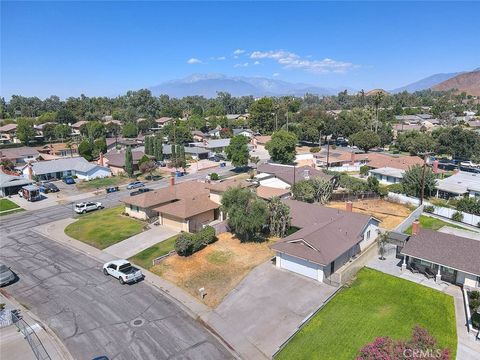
[388, 192, 480, 228]
[174, 226, 217, 256]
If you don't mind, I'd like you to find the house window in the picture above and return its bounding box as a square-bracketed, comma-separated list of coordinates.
[366, 230, 371, 239]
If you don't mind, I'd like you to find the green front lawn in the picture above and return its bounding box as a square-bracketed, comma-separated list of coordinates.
[75, 176, 129, 191]
[0, 199, 20, 212]
[65, 206, 144, 249]
[128, 235, 178, 269]
[405, 214, 470, 234]
[275, 268, 456, 360]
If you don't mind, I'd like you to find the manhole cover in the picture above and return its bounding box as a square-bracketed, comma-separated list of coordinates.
[131, 318, 145, 327]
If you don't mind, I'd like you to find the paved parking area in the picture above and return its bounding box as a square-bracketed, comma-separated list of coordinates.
[104, 225, 180, 259]
[203, 261, 337, 357]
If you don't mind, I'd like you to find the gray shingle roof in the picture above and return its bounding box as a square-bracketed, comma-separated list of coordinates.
[436, 171, 480, 194]
[29, 157, 101, 175]
[402, 229, 480, 276]
[257, 163, 333, 185]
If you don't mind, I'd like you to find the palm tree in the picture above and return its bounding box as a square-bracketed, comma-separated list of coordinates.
[377, 231, 390, 260]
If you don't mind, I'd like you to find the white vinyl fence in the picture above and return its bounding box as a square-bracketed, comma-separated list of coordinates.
[388, 192, 480, 227]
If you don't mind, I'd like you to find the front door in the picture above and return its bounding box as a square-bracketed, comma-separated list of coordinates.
[440, 266, 457, 283]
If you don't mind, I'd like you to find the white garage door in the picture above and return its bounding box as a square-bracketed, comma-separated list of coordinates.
[280, 254, 318, 280]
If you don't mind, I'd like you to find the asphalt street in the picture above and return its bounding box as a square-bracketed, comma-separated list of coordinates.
[0, 167, 238, 360]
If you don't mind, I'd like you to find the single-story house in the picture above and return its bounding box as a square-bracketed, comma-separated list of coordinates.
[204, 178, 253, 206]
[191, 130, 207, 142]
[104, 150, 148, 175]
[401, 227, 480, 289]
[155, 117, 173, 127]
[207, 128, 221, 138]
[21, 157, 111, 181]
[70, 120, 88, 135]
[369, 167, 404, 184]
[0, 171, 33, 197]
[232, 128, 254, 138]
[0, 146, 40, 165]
[313, 148, 369, 169]
[163, 145, 210, 160]
[364, 153, 424, 172]
[256, 185, 291, 200]
[272, 199, 380, 282]
[435, 171, 480, 199]
[0, 123, 18, 144]
[256, 163, 336, 189]
[37, 143, 78, 158]
[122, 180, 221, 232]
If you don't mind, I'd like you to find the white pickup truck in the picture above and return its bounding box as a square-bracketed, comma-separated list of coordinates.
[102, 260, 143, 284]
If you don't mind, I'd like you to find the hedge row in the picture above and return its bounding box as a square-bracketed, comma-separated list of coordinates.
[174, 226, 217, 256]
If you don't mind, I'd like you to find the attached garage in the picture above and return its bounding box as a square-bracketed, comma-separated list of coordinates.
[277, 253, 322, 281]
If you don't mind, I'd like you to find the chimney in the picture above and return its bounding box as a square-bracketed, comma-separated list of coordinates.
[27, 163, 33, 180]
[350, 152, 356, 165]
[346, 201, 353, 212]
[99, 152, 104, 167]
[432, 160, 438, 174]
[412, 220, 420, 235]
[170, 177, 175, 186]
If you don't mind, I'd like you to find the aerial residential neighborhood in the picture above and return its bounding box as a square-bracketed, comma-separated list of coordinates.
[1, 1, 480, 360]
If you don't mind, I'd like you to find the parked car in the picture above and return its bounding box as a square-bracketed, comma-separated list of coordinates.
[102, 260, 143, 285]
[126, 181, 145, 189]
[130, 188, 151, 196]
[45, 182, 59, 192]
[105, 186, 119, 193]
[0, 264, 15, 286]
[74, 201, 103, 214]
[209, 154, 226, 162]
[63, 176, 75, 184]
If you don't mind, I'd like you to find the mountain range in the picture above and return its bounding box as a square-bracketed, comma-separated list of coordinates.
[147, 68, 480, 98]
[149, 74, 354, 98]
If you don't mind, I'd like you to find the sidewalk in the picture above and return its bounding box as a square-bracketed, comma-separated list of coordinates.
[0, 291, 73, 360]
[32, 218, 266, 359]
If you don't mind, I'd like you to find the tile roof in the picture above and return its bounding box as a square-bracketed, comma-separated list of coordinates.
[271, 199, 375, 266]
[402, 229, 480, 276]
[154, 194, 219, 219]
[37, 143, 78, 154]
[257, 163, 333, 185]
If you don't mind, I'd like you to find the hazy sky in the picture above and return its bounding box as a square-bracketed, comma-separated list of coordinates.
[1, 1, 479, 99]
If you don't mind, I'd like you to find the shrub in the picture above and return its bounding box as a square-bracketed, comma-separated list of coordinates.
[451, 211, 464, 222]
[424, 205, 435, 213]
[472, 313, 480, 329]
[209, 173, 219, 181]
[174, 233, 195, 256]
[386, 183, 404, 194]
[197, 225, 217, 245]
[456, 197, 480, 215]
[309, 147, 320, 153]
[378, 185, 389, 197]
[469, 298, 480, 312]
[359, 165, 370, 176]
[471, 291, 480, 300]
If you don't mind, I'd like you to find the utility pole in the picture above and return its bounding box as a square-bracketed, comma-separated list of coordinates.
[326, 139, 330, 170]
[419, 152, 433, 205]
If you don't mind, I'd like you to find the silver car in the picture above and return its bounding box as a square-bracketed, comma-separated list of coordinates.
[0, 264, 15, 286]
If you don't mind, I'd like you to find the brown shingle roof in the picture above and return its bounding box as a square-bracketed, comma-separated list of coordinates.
[271, 199, 375, 266]
[401, 229, 480, 276]
[154, 194, 219, 219]
[256, 186, 290, 199]
[105, 151, 146, 168]
[257, 163, 333, 185]
[122, 181, 209, 208]
[365, 153, 423, 171]
[0, 146, 39, 160]
[0, 124, 17, 132]
[204, 178, 252, 193]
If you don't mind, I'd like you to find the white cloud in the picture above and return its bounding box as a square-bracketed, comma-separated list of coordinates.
[234, 62, 249, 68]
[233, 49, 245, 56]
[253, 61, 261, 65]
[272, 72, 280, 77]
[187, 58, 202, 64]
[213, 56, 226, 61]
[250, 50, 354, 74]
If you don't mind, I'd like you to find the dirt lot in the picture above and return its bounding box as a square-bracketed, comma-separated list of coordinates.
[327, 199, 412, 230]
[151, 233, 276, 308]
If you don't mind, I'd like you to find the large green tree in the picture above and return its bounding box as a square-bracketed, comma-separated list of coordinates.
[433, 126, 480, 160]
[265, 130, 297, 164]
[221, 187, 269, 241]
[401, 165, 436, 198]
[249, 97, 275, 133]
[78, 139, 93, 161]
[349, 130, 381, 152]
[54, 124, 71, 141]
[16, 118, 36, 145]
[268, 197, 291, 237]
[225, 135, 249, 168]
[124, 146, 134, 177]
[122, 122, 138, 138]
[396, 130, 436, 155]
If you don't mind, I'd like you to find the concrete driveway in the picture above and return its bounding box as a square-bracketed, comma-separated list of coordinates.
[104, 225, 180, 259]
[203, 261, 337, 358]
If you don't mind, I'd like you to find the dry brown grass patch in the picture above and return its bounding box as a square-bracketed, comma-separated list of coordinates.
[151, 232, 275, 307]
